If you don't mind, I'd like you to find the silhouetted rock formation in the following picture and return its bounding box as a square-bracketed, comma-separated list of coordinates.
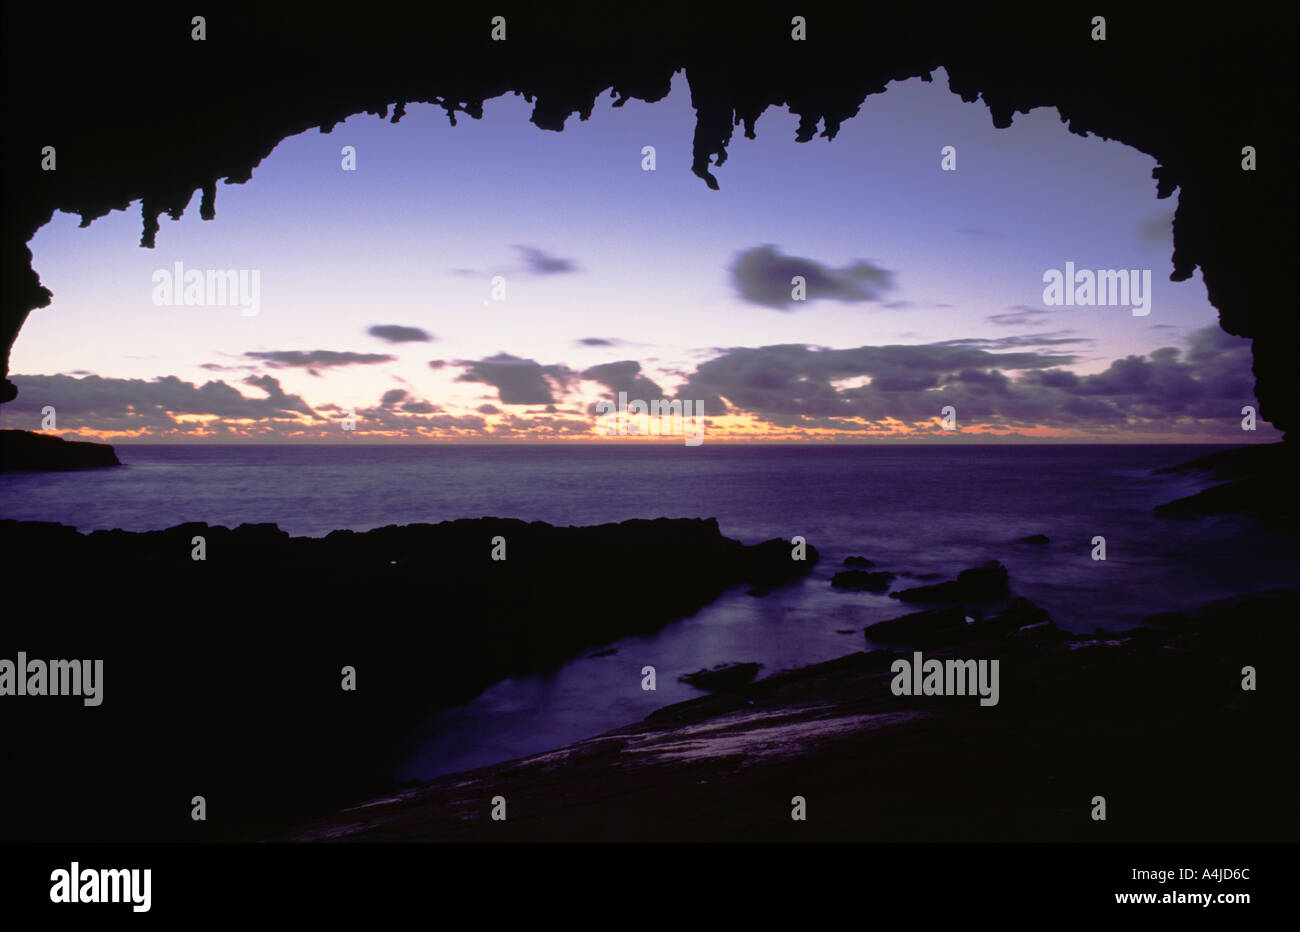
[0, 515, 817, 841]
[741, 536, 821, 587]
[979, 597, 1052, 637]
[0, 429, 121, 471]
[1153, 443, 1299, 527]
[866, 596, 1053, 648]
[890, 559, 1009, 602]
[866, 604, 968, 642]
[679, 661, 761, 691]
[831, 568, 895, 591]
[1, 5, 1293, 433]
[1158, 442, 1291, 476]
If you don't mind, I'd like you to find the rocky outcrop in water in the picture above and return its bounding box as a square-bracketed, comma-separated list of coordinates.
[1154, 443, 1298, 528]
[0, 429, 120, 471]
[890, 560, 1009, 603]
[831, 569, 895, 592]
[864, 598, 1054, 647]
[680, 662, 762, 691]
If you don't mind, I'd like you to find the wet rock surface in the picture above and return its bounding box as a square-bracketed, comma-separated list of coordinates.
[831, 569, 895, 592]
[680, 662, 762, 691]
[1154, 443, 1299, 528]
[890, 560, 1010, 603]
[272, 589, 1299, 843]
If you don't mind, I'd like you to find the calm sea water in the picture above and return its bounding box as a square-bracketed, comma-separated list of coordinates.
[3, 443, 1293, 781]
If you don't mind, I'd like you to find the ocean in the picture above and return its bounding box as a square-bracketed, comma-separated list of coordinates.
[3, 442, 1293, 781]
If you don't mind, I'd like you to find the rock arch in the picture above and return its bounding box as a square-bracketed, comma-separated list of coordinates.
[3, 3, 1291, 433]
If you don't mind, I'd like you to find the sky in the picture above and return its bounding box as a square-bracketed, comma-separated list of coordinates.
[3, 68, 1277, 443]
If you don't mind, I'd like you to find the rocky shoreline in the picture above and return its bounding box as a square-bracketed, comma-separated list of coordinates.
[272, 587, 1298, 842]
[0, 515, 818, 841]
[1153, 441, 1297, 527]
[2, 442, 1293, 843]
[265, 446, 1299, 843]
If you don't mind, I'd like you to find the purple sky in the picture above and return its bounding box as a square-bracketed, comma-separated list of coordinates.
[4, 69, 1275, 442]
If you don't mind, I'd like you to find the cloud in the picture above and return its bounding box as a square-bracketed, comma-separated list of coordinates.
[677, 341, 1074, 418]
[729, 244, 896, 310]
[6, 373, 316, 432]
[938, 332, 1090, 349]
[513, 245, 579, 275]
[1011, 329, 1253, 424]
[12, 326, 1261, 442]
[671, 325, 1256, 432]
[401, 401, 440, 414]
[244, 350, 395, 375]
[986, 306, 1049, 326]
[198, 362, 256, 372]
[576, 337, 622, 347]
[368, 325, 434, 343]
[450, 246, 581, 280]
[452, 352, 577, 405]
[580, 360, 664, 400]
[352, 403, 485, 432]
[488, 412, 594, 437]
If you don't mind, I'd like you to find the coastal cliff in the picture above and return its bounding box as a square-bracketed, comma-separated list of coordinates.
[0, 430, 120, 472]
